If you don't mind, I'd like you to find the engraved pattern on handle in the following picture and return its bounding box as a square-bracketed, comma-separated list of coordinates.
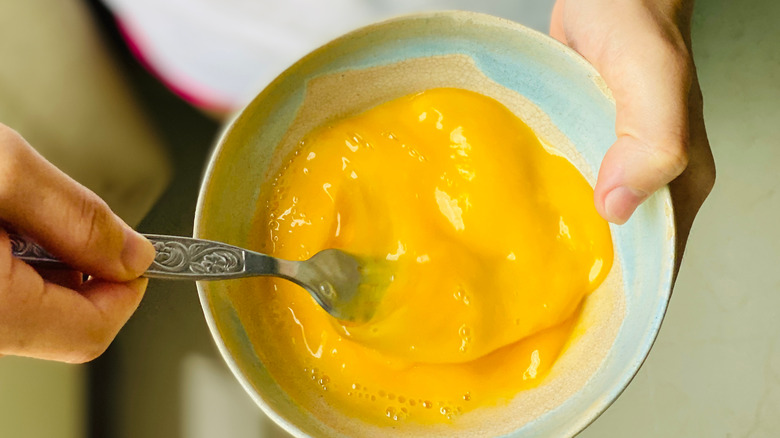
[9, 234, 58, 263]
[145, 235, 245, 276]
[9, 234, 249, 280]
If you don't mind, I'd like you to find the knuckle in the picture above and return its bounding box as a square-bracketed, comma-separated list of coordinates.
[656, 144, 690, 180]
[703, 165, 716, 194]
[73, 193, 114, 252]
[68, 348, 101, 364]
[0, 123, 22, 145]
[632, 135, 690, 181]
[0, 127, 27, 204]
[74, 345, 107, 364]
[68, 324, 114, 364]
[698, 159, 717, 199]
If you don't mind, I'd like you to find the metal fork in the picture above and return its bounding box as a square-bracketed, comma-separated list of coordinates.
[10, 234, 376, 322]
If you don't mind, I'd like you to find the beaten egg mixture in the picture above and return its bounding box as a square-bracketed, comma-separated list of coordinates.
[247, 88, 613, 425]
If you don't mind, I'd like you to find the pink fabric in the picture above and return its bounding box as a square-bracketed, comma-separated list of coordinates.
[115, 17, 234, 113]
[100, 1, 547, 112]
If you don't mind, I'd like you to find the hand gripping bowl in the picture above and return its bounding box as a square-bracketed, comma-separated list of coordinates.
[193, 11, 675, 438]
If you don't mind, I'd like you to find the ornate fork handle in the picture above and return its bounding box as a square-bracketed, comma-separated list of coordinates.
[9, 233, 275, 281]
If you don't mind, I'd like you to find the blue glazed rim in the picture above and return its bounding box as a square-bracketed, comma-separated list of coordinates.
[194, 10, 676, 438]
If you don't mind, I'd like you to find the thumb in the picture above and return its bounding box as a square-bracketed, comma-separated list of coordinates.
[593, 39, 693, 224]
[0, 125, 155, 280]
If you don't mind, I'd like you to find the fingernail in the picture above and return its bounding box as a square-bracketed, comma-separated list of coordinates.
[121, 226, 155, 276]
[603, 186, 648, 224]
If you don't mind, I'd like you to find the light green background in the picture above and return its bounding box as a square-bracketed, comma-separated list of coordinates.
[0, 358, 84, 438]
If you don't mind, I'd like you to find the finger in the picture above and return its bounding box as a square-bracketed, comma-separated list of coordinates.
[592, 27, 693, 224]
[0, 234, 147, 362]
[6, 278, 147, 363]
[549, 0, 568, 44]
[0, 125, 155, 280]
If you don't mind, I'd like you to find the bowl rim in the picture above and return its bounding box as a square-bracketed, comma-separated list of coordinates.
[193, 9, 676, 438]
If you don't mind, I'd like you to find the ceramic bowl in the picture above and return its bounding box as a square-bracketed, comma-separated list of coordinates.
[194, 11, 675, 437]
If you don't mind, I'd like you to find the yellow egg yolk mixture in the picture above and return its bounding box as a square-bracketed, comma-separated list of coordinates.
[248, 88, 613, 425]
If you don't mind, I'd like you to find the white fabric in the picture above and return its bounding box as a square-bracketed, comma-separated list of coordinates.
[102, 0, 553, 110]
